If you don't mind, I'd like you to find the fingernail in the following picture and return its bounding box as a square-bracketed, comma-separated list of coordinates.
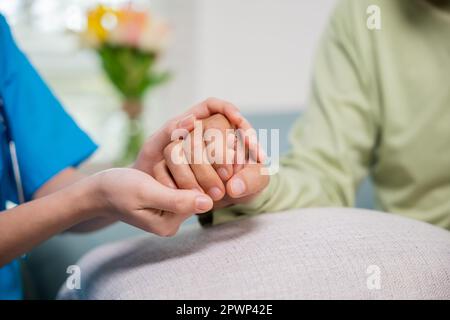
[208, 187, 223, 201]
[231, 178, 246, 196]
[217, 167, 229, 181]
[178, 114, 195, 128]
[195, 195, 212, 211]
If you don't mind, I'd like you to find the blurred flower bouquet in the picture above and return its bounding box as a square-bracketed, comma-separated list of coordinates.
[81, 4, 170, 165]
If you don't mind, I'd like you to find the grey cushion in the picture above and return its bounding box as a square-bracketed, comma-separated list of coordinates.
[57, 208, 450, 300]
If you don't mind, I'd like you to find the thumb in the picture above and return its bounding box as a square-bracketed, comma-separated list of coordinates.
[146, 180, 213, 216]
[226, 163, 270, 199]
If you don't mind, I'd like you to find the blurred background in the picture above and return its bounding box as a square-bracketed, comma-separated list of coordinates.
[0, 0, 376, 299]
[0, 0, 336, 166]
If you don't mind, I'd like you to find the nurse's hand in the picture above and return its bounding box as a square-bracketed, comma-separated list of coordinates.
[0, 169, 213, 267]
[93, 168, 212, 236]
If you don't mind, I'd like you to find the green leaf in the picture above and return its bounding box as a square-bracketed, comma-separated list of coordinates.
[97, 44, 169, 100]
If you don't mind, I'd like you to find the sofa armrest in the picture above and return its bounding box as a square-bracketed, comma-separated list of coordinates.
[58, 208, 450, 300]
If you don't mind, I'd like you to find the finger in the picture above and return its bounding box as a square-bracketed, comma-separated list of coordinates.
[156, 186, 213, 236]
[145, 181, 214, 215]
[182, 98, 245, 128]
[226, 163, 270, 199]
[140, 115, 195, 169]
[233, 130, 246, 174]
[183, 131, 225, 201]
[153, 160, 177, 189]
[164, 140, 203, 192]
[200, 111, 264, 165]
[130, 181, 213, 237]
[202, 114, 236, 181]
[236, 126, 266, 164]
[120, 177, 213, 236]
[145, 99, 240, 163]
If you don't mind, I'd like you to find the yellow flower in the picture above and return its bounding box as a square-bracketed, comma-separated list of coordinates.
[81, 4, 168, 52]
[86, 5, 119, 44]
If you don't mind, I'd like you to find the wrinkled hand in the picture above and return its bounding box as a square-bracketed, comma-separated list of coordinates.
[133, 98, 245, 175]
[152, 106, 270, 211]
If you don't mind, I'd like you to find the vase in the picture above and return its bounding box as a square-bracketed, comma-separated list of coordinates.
[116, 99, 145, 166]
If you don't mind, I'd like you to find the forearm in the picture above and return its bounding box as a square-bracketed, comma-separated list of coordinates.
[211, 159, 356, 226]
[0, 177, 101, 266]
[34, 167, 117, 232]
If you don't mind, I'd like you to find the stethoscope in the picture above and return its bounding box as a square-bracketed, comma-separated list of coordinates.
[0, 98, 25, 204]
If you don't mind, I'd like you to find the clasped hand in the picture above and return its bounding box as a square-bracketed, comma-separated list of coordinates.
[93, 98, 269, 237]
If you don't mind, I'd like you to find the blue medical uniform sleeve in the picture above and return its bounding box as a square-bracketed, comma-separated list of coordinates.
[0, 15, 97, 201]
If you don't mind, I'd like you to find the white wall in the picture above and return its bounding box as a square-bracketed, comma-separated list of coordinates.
[194, 0, 336, 113]
[155, 0, 337, 121]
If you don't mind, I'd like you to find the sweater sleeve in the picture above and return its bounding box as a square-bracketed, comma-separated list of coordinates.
[209, 0, 380, 225]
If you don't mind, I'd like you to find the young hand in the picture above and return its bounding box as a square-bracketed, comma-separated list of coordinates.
[91, 168, 212, 236]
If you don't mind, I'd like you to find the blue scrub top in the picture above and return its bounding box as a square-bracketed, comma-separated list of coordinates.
[0, 15, 97, 299]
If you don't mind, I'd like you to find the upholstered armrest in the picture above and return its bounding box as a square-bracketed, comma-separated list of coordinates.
[58, 208, 450, 300]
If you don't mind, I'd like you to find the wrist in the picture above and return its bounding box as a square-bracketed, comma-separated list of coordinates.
[66, 174, 106, 222]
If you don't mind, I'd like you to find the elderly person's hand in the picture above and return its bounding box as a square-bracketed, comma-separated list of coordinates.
[152, 100, 270, 211]
[133, 98, 245, 176]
